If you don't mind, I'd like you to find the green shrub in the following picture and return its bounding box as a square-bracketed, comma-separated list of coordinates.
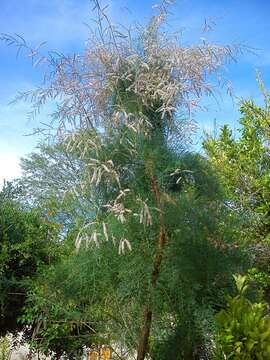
[0, 336, 10, 360]
[215, 275, 270, 359]
[247, 268, 269, 290]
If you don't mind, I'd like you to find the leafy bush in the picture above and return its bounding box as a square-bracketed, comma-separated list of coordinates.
[215, 275, 270, 359]
[0, 192, 60, 336]
[247, 268, 269, 290]
[0, 336, 10, 360]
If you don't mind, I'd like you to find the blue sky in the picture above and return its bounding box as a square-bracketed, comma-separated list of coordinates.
[0, 0, 270, 186]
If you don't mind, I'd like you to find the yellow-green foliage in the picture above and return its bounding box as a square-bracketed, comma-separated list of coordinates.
[215, 275, 270, 359]
[0, 336, 10, 360]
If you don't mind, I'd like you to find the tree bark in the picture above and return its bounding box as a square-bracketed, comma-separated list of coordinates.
[136, 175, 166, 360]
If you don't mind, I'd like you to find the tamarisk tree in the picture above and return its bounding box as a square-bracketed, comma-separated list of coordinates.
[1, 1, 241, 358]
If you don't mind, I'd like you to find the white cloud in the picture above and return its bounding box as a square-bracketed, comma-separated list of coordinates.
[0, 152, 21, 189]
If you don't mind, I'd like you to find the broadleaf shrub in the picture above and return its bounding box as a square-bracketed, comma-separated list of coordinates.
[215, 275, 270, 359]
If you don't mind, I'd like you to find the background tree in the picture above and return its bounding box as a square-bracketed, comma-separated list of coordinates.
[0, 182, 60, 336]
[204, 80, 270, 224]
[18, 142, 91, 229]
[203, 81, 270, 286]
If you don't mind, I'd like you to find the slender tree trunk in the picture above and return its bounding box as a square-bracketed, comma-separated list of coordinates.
[136, 306, 153, 360]
[136, 175, 166, 360]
